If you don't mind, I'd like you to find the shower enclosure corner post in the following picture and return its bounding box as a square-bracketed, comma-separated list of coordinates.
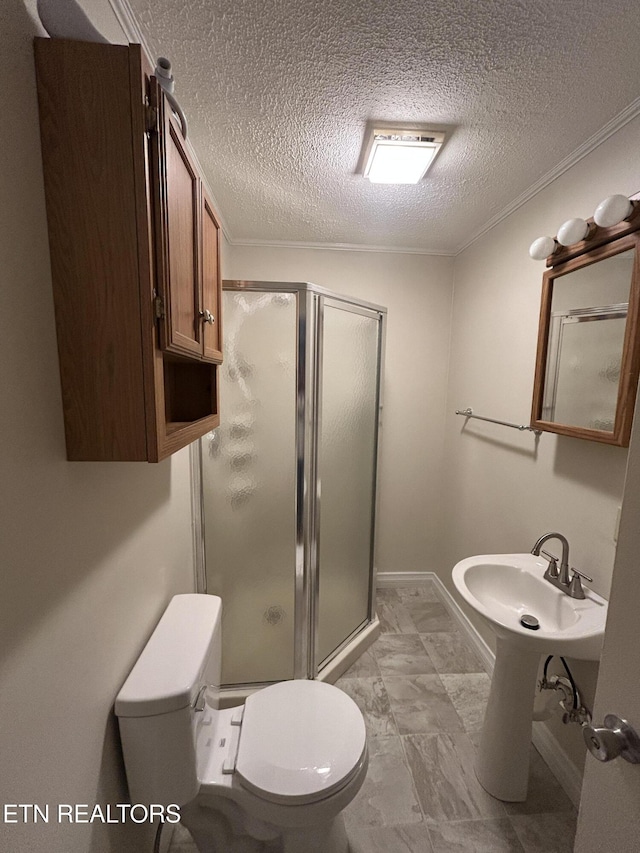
[190, 438, 207, 595]
[307, 291, 324, 679]
[369, 309, 387, 624]
[294, 287, 318, 680]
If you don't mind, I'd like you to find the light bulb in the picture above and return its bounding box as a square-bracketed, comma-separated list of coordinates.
[593, 195, 633, 228]
[557, 218, 589, 246]
[529, 236, 557, 261]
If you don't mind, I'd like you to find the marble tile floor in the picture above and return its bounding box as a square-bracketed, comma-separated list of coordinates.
[168, 582, 577, 853]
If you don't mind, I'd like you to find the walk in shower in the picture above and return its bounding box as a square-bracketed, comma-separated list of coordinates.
[194, 281, 386, 690]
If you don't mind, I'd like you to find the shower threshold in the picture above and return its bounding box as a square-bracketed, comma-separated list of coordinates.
[217, 617, 381, 709]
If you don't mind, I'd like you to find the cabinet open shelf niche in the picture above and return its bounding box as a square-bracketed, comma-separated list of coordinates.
[164, 357, 219, 427]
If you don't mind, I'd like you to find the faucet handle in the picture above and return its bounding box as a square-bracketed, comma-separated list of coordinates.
[569, 568, 593, 599]
[571, 568, 593, 582]
[540, 550, 559, 579]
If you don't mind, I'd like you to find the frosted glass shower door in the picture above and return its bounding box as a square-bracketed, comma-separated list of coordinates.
[201, 290, 298, 685]
[316, 300, 381, 666]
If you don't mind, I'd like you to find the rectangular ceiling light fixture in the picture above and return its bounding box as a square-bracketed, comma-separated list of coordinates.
[363, 127, 445, 184]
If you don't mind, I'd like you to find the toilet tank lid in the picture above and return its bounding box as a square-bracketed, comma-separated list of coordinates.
[115, 594, 221, 719]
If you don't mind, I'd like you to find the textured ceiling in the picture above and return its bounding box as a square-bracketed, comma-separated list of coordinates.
[126, 0, 640, 253]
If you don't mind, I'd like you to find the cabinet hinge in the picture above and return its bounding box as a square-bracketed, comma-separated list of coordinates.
[145, 105, 159, 134]
[154, 293, 165, 319]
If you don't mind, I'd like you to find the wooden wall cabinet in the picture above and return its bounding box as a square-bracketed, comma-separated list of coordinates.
[34, 38, 222, 461]
[151, 93, 223, 363]
[201, 187, 223, 362]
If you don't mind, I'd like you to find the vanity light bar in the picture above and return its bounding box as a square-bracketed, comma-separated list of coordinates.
[529, 194, 639, 262]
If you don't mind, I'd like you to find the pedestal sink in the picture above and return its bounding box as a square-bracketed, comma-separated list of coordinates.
[452, 553, 608, 801]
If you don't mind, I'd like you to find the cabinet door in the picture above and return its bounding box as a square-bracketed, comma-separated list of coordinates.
[152, 85, 202, 359]
[201, 188, 223, 362]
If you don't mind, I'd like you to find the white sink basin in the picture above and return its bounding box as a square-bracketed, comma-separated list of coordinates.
[452, 552, 608, 660]
[452, 551, 608, 802]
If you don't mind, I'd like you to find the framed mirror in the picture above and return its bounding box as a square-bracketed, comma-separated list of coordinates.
[531, 231, 640, 446]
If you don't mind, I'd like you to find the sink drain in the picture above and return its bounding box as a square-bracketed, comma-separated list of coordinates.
[520, 614, 540, 630]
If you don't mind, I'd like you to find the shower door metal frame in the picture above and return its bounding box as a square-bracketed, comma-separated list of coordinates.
[192, 280, 386, 684]
[310, 294, 386, 677]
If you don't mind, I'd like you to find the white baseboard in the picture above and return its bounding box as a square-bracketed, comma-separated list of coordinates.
[430, 574, 496, 675]
[376, 571, 495, 673]
[376, 571, 436, 587]
[375, 570, 583, 807]
[531, 722, 583, 807]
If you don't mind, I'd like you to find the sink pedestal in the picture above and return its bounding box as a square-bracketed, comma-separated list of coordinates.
[476, 638, 540, 802]
[453, 552, 608, 800]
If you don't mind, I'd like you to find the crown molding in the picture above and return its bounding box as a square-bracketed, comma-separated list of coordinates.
[107, 0, 233, 243]
[228, 237, 454, 257]
[107, 0, 147, 51]
[108, 1, 640, 261]
[455, 95, 640, 256]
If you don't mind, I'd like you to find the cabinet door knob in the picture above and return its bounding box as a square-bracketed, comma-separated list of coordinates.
[199, 309, 215, 324]
[583, 715, 640, 763]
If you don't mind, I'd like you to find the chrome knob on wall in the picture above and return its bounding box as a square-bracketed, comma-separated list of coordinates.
[583, 715, 640, 763]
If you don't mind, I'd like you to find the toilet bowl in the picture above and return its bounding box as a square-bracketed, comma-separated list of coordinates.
[115, 594, 368, 853]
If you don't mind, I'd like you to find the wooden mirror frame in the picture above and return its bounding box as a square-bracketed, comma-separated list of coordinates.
[531, 206, 640, 447]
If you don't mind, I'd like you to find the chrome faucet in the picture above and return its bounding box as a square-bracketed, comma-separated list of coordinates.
[531, 532, 592, 599]
[531, 532, 570, 584]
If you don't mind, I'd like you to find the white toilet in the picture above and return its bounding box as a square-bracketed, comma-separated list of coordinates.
[115, 594, 368, 853]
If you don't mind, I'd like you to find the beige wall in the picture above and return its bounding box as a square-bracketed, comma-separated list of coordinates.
[442, 113, 640, 771]
[3, 0, 639, 843]
[228, 245, 455, 575]
[0, 3, 201, 851]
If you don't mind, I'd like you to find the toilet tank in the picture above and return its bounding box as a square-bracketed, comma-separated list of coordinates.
[115, 594, 222, 806]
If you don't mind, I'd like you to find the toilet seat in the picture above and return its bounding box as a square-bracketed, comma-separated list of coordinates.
[235, 680, 367, 805]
